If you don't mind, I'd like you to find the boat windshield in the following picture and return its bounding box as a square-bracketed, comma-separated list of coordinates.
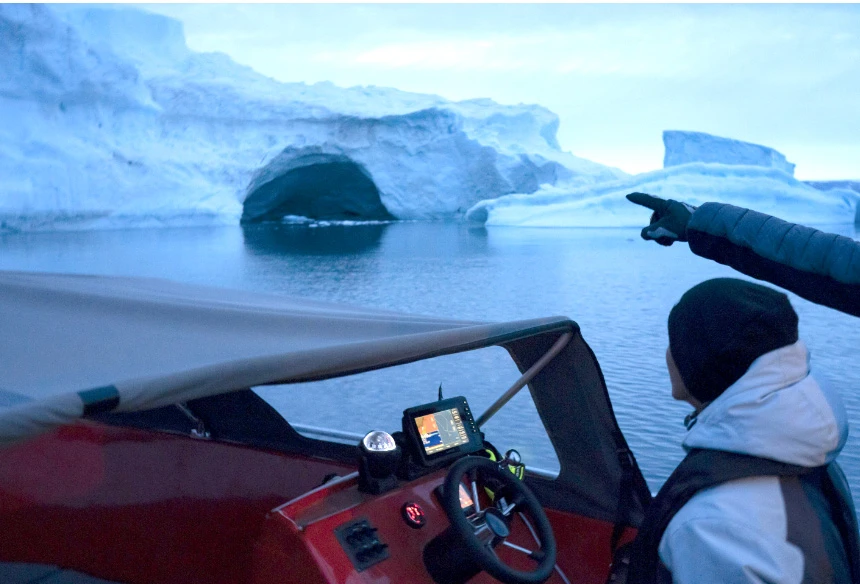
[253, 345, 561, 477]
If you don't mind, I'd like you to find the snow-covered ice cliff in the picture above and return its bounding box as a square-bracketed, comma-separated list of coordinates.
[0, 4, 625, 231]
[663, 131, 796, 176]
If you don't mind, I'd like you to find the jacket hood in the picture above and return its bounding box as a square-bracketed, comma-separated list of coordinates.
[682, 340, 848, 467]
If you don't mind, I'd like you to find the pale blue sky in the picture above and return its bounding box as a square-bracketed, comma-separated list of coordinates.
[141, 3, 860, 180]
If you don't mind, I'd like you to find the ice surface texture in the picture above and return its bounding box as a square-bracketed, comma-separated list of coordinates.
[663, 131, 796, 176]
[0, 4, 623, 231]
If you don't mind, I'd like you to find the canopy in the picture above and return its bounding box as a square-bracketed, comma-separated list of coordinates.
[0, 270, 649, 525]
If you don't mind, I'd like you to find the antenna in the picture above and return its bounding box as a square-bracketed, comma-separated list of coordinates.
[437, 383, 443, 401]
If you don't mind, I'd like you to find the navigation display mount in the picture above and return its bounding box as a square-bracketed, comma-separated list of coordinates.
[402, 396, 483, 467]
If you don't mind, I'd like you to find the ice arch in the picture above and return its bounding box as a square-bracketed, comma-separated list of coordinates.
[242, 154, 393, 223]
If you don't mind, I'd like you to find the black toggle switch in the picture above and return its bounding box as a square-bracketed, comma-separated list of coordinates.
[335, 517, 390, 571]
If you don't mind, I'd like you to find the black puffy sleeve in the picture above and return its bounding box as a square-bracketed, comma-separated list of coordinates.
[687, 203, 860, 317]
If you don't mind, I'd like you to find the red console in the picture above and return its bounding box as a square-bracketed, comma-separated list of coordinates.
[251, 470, 598, 584]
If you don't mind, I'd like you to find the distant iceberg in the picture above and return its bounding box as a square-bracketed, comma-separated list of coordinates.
[466, 163, 857, 227]
[806, 180, 860, 197]
[0, 4, 624, 231]
[663, 130, 796, 176]
[466, 130, 858, 228]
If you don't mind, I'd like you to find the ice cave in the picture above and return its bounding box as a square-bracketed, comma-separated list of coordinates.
[242, 156, 393, 223]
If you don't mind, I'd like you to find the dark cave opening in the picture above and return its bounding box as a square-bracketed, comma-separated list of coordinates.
[242, 161, 393, 223]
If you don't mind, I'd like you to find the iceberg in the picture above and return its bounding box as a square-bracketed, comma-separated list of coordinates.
[806, 180, 860, 197]
[465, 163, 857, 228]
[0, 4, 625, 231]
[806, 181, 860, 224]
[663, 131, 796, 176]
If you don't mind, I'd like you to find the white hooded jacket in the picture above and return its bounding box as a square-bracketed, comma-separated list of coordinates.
[658, 340, 850, 583]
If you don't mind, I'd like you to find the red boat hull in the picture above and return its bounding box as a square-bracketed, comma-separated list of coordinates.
[0, 423, 633, 584]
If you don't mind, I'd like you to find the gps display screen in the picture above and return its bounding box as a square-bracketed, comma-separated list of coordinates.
[402, 396, 482, 466]
[414, 407, 469, 455]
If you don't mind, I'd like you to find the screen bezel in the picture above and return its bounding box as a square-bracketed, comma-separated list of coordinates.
[402, 396, 483, 467]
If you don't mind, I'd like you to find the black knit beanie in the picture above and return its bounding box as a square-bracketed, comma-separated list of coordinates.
[668, 278, 799, 404]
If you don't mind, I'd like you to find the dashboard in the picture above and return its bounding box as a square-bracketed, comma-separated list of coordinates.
[255, 465, 549, 584]
[251, 396, 560, 584]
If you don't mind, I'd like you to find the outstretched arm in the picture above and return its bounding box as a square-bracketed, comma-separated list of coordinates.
[687, 203, 860, 317]
[626, 193, 860, 317]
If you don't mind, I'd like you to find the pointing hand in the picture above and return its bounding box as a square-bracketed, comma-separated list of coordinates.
[626, 192, 697, 247]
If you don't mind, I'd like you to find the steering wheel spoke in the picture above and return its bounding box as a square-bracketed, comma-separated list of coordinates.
[497, 496, 517, 517]
[501, 541, 536, 558]
[470, 475, 482, 514]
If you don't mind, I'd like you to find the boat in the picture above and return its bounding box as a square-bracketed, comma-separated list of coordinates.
[0, 270, 652, 584]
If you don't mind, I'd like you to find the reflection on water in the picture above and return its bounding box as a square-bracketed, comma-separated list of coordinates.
[242, 222, 390, 256]
[1, 221, 859, 496]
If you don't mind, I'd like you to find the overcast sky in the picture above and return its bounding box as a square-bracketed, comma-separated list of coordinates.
[141, 3, 859, 180]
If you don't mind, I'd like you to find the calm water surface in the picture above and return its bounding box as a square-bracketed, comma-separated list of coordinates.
[2, 222, 858, 497]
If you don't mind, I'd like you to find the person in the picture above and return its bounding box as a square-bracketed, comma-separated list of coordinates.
[625, 193, 860, 317]
[626, 277, 857, 583]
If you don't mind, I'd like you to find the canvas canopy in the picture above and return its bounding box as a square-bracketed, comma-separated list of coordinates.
[0, 270, 648, 525]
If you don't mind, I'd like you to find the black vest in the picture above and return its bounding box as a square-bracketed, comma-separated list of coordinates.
[626, 449, 860, 584]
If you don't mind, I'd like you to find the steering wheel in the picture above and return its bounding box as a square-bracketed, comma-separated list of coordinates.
[440, 455, 557, 584]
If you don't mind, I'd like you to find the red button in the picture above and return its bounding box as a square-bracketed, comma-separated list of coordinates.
[402, 501, 426, 528]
